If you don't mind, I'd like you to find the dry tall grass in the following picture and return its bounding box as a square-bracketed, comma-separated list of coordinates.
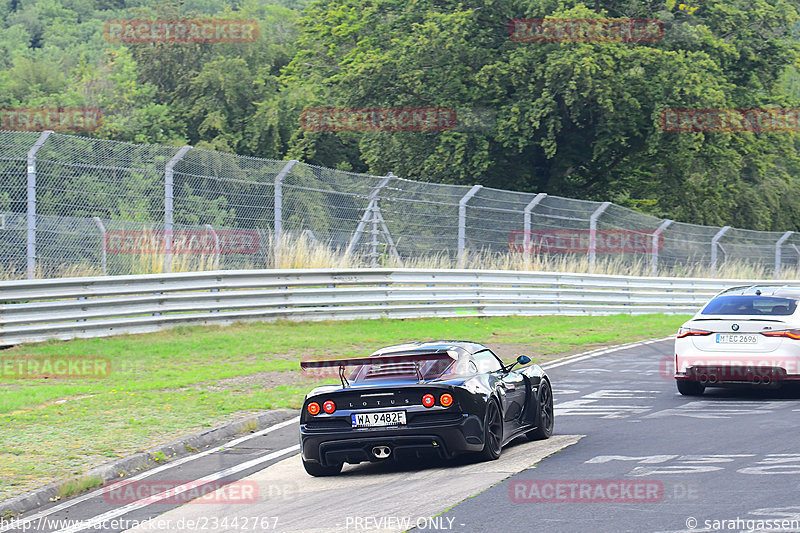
[271, 233, 800, 280]
[2, 233, 798, 281]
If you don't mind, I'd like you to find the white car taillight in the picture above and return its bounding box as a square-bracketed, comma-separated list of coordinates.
[677, 327, 713, 339]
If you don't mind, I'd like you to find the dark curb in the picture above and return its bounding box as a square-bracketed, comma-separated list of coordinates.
[1, 409, 299, 518]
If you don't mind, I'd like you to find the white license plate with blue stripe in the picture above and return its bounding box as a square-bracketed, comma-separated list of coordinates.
[716, 334, 758, 344]
[351, 411, 406, 428]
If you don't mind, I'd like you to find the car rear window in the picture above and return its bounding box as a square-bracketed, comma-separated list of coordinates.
[701, 295, 798, 316]
[350, 356, 456, 382]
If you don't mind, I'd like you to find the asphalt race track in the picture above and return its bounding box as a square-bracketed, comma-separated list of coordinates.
[5, 337, 800, 533]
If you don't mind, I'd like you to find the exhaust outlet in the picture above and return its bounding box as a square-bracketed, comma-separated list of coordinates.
[708, 374, 718, 384]
[372, 446, 391, 459]
[762, 376, 771, 385]
[699, 374, 709, 384]
[753, 375, 762, 384]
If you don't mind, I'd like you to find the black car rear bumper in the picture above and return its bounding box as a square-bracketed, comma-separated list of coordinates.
[301, 413, 484, 466]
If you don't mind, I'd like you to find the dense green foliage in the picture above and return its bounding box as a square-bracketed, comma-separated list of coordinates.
[2, 0, 800, 229]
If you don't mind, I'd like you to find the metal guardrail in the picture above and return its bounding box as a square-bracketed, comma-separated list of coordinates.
[1, 269, 796, 345]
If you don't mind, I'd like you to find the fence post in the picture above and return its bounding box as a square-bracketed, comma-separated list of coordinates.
[792, 244, 800, 268]
[164, 146, 192, 273]
[205, 223, 220, 270]
[651, 219, 673, 276]
[710, 225, 731, 275]
[26, 130, 52, 279]
[370, 199, 380, 267]
[92, 217, 107, 276]
[458, 185, 482, 268]
[588, 202, 611, 270]
[523, 193, 547, 259]
[775, 231, 793, 279]
[345, 173, 393, 258]
[273, 160, 298, 269]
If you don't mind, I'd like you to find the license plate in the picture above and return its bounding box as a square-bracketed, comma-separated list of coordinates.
[351, 411, 406, 428]
[715, 334, 758, 344]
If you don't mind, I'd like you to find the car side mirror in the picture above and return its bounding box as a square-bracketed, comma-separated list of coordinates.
[504, 355, 531, 372]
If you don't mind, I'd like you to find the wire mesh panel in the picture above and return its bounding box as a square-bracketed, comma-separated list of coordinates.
[32, 134, 182, 277]
[0, 132, 41, 277]
[593, 204, 664, 268]
[1, 130, 799, 279]
[723, 227, 785, 265]
[661, 222, 723, 272]
[468, 187, 537, 254]
[281, 163, 393, 256]
[379, 178, 471, 259]
[173, 148, 285, 270]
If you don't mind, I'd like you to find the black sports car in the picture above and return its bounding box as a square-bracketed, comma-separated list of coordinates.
[299, 341, 554, 476]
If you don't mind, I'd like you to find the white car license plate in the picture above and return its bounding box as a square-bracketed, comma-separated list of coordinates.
[715, 334, 758, 344]
[351, 411, 406, 428]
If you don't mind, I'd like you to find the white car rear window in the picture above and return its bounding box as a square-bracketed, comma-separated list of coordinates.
[701, 295, 797, 316]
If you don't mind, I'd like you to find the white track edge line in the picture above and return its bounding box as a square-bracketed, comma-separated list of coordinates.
[0, 417, 300, 532]
[4, 336, 676, 530]
[53, 445, 301, 533]
[541, 336, 674, 370]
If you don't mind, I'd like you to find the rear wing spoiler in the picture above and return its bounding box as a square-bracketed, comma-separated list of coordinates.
[301, 352, 454, 387]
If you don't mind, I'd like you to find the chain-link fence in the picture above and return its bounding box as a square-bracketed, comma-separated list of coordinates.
[2, 129, 799, 279]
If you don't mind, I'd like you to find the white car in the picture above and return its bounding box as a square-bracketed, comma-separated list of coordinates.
[674, 285, 800, 395]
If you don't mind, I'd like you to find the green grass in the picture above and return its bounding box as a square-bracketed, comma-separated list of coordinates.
[0, 314, 688, 501]
[56, 476, 103, 500]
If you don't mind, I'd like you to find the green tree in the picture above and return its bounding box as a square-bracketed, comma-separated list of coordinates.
[282, 0, 800, 229]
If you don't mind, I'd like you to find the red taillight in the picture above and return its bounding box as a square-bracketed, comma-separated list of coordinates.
[677, 328, 713, 338]
[323, 400, 336, 413]
[422, 394, 435, 407]
[307, 402, 321, 416]
[440, 393, 453, 407]
[762, 329, 800, 340]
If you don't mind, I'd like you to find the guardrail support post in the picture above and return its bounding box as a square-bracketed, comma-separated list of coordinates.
[523, 193, 547, 259]
[164, 146, 192, 274]
[273, 160, 298, 269]
[588, 202, 611, 270]
[26, 130, 52, 279]
[775, 231, 793, 279]
[710, 225, 731, 275]
[651, 219, 673, 276]
[92, 217, 107, 276]
[458, 185, 483, 268]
